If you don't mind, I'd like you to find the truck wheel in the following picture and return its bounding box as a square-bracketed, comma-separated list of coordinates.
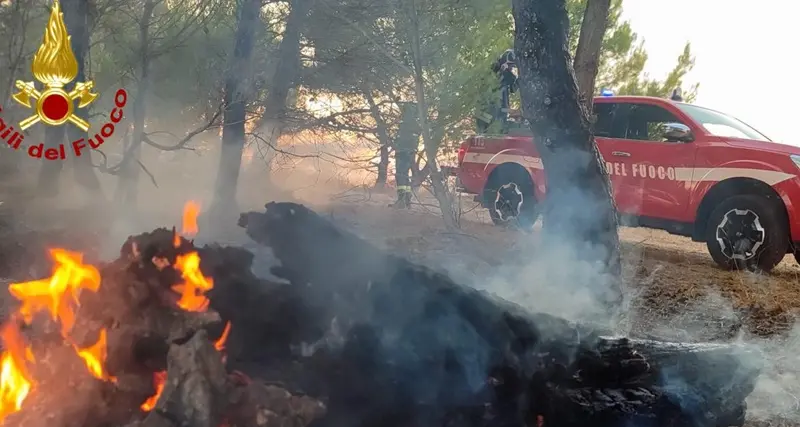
[485, 169, 537, 228]
[705, 194, 788, 272]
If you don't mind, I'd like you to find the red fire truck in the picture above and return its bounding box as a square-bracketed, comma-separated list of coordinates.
[453, 95, 800, 272]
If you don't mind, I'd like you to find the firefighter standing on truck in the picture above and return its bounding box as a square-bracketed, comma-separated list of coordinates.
[390, 102, 420, 209]
[492, 48, 517, 130]
[476, 49, 518, 133]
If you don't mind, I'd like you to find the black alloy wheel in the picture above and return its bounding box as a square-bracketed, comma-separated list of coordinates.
[705, 194, 788, 272]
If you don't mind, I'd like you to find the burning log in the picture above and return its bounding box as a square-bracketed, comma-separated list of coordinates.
[129, 329, 324, 427]
[0, 205, 325, 427]
[136, 330, 227, 427]
[232, 202, 762, 427]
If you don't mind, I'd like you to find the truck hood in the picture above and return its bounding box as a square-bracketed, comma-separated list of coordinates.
[725, 138, 800, 155]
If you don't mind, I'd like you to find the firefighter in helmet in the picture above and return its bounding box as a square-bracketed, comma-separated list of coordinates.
[492, 48, 517, 130]
[476, 49, 518, 133]
[389, 102, 420, 209]
[670, 87, 684, 102]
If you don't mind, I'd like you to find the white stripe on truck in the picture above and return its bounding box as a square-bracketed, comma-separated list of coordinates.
[462, 153, 796, 185]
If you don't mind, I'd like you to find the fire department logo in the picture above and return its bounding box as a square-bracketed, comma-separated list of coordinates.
[12, 0, 96, 131]
[0, 0, 128, 160]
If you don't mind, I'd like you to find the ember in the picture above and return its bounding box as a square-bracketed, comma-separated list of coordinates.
[215, 322, 231, 352]
[140, 371, 166, 411]
[73, 329, 114, 382]
[182, 201, 200, 235]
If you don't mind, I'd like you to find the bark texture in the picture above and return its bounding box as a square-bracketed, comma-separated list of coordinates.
[573, 0, 612, 108]
[213, 0, 261, 211]
[115, 0, 156, 208]
[511, 0, 622, 307]
[404, 0, 456, 228]
[256, 0, 314, 150]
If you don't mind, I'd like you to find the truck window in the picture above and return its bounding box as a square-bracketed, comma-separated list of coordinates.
[592, 103, 629, 138]
[624, 104, 686, 142]
[675, 103, 771, 142]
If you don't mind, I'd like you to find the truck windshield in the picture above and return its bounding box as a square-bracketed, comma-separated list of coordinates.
[676, 103, 771, 142]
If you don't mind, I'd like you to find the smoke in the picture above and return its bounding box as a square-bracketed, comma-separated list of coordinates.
[745, 324, 800, 423]
[472, 232, 619, 327]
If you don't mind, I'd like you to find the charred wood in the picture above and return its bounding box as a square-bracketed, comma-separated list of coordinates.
[137, 330, 227, 427]
[230, 202, 762, 427]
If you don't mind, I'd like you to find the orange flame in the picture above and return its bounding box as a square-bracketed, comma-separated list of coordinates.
[0, 248, 112, 420]
[182, 201, 200, 235]
[0, 322, 34, 420]
[8, 249, 100, 336]
[140, 370, 167, 411]
[214, 322, 231, 352]
[74, 329, 115, 383]
[171, 252, 213, 312]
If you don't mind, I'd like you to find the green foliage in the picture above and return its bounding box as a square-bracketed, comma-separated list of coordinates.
[566, 0, 698, 100]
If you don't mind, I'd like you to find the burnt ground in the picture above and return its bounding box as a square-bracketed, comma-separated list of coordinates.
[1, 183, 799, 425]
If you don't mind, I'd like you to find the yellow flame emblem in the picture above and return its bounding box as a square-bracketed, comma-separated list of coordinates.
[11, 0, 97, 132]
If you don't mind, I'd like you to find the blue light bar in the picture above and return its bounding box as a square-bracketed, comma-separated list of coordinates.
[600, 88, 614, 97]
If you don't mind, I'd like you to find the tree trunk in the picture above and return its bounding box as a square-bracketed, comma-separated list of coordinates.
[573, 0, 611, 108]
[211, 0, 261, 212]
[62, 0, 102, 197]
[511, 0, 621, 308]
[115, 0, 155, 209]
[405, 0, 456, 229]
[1, 0, 30, 106]
[363, 90, 390, 188]
[255, 0, 313, 167]
[376, 145, 389, 188]
[37, 126, 66, 196]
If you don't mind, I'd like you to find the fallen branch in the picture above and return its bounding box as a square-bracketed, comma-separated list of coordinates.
[230, 202, 762, 427]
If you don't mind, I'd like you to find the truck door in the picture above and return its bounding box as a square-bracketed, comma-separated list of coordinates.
[593, 102, 641, 214]
[611, 102, 698, 221]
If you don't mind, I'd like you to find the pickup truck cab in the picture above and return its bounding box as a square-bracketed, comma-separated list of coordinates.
[455, 95, 800, 272]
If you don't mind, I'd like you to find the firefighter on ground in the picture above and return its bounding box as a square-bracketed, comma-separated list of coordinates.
[389, 102, 420, 209]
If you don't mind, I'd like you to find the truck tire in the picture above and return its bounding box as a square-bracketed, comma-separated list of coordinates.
[485, 167, 538, 228]
[705, 194, 788, 272]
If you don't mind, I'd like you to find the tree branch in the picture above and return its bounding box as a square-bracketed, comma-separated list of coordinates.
[142, 103, 224, 151]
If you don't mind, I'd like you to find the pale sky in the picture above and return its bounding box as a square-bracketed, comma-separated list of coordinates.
[621, 0, 799, 144]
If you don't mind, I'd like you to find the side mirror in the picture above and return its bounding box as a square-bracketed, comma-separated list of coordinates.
[662, 122, 694, 142]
